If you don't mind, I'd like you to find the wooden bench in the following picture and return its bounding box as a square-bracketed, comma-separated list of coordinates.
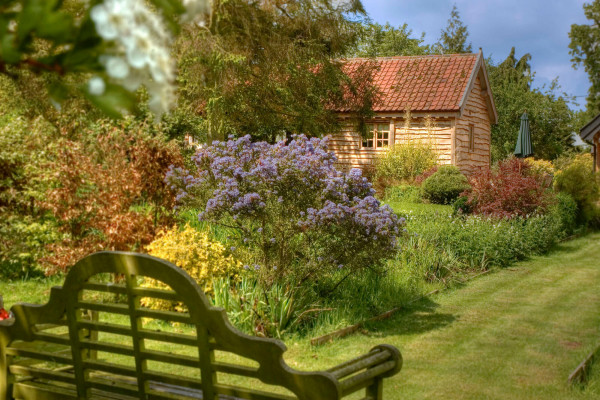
[0, 251, 402, 400]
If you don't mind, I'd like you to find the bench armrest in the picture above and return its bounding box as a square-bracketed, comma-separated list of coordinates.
[327, 344, 402, 398]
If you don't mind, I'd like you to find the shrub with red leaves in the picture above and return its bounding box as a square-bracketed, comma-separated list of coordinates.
[414, 166, 439, 186]
[41, 120, 183, 274]
[464, 157, 552, 219]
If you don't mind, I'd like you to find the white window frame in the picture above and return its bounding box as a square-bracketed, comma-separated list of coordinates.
[361, 123, 390, 149]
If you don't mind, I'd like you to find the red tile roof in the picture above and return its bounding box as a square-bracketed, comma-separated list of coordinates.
[337, 53, 479, 113]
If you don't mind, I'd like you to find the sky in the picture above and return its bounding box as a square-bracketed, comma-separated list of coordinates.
[363, 0, 591, 111]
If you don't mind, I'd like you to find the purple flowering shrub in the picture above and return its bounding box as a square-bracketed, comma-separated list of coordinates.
[166, 135, 404, 292]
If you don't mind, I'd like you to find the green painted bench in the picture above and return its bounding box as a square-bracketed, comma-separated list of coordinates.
[0, 252, 402, 400]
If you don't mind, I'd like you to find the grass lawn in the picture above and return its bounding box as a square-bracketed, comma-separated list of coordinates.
[1, 233, 599, 399]
[283, 232, 600, 399]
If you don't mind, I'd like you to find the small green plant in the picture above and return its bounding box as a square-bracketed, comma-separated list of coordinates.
[211, 277, 314, 338]
[374, 112, 438, 188]
[421, 165, 470, 205]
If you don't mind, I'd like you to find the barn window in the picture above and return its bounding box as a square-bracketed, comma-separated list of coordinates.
[362, 123, 390, 148]
[468, 124, 475, 151]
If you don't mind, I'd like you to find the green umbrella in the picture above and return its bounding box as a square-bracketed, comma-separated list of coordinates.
[514, 111, 532, 158]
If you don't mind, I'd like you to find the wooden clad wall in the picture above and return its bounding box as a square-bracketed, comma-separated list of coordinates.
[327, 123, 376, 171]
[595, 134, 600, 172]
[395, 118, 453, 165]
[328, 117, 454, 172]
[454, 76, 492, 175]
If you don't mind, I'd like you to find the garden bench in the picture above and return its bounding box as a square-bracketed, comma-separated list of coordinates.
[0, 251, 402, 400]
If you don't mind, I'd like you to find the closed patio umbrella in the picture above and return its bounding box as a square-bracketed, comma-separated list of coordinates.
[514, 111, 532, 158]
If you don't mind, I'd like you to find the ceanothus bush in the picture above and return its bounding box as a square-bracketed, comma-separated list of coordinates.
[166, 135, 404, 291]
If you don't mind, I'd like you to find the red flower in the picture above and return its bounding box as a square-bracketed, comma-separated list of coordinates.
[0, 308, 10, 320]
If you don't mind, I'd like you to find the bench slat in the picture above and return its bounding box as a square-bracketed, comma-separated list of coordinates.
[82, 282, 182, 302]
[31, 332, 72, 346]
[214, 383, 296, 400]
[135, 308, 193, 324]
[82, 282, 128, 295]
[82, 360, 138, 378]
[77, 320, 204, 348]
[87, 377, 140, 398]
[80, 339, 136, 357]
[213, 361, 259, 378]
[5, 347, 73, 365]
[330, 350, 391, 379]
[142, 349, 200, 368]
[77, 320, 133, 337]
[76, 301, 130, 315]
[9, 365, 76, 384]
[139, 329, 199, 347]
[340, 360, 397, 395]
[144, 370, 203, 390]
[132, 287, 181, 302]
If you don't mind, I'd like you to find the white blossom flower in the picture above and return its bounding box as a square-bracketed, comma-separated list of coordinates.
[88, 76, 106, 95]
[90, 0, 210, 116]
[105, 56, 130, 79]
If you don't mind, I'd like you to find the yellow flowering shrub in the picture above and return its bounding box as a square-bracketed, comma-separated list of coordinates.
[141, 224, 242, 312]
[523, 157, 554, 176]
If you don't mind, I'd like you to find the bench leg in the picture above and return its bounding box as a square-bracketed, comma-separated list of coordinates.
[365, 377, 383, 400]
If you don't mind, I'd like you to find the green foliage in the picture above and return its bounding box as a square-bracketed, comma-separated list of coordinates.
[392, 201, 565, 271]
[349, 22, 431, 57]
[486, 48, 576, 161]
[569, 0, 600, 114]
[175, 0, 374, 142]
[212, 277, 315, 338]
[551, 192, 578, 236]
[384, 185, 422, 203]
[0, 215, 61, 280]
[435, 5, 472, 54]
[374, 138, 438, 187]
[0, 113, 58, 211]
[553, 153, 600, 225]
[0, 0, 205, 117]
[421, 165, 470, 205]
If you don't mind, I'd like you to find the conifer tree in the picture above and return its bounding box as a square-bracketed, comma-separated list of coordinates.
[436, 4, 472, 54]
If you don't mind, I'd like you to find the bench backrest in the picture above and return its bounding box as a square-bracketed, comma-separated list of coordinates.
[0, 252, 340, 400]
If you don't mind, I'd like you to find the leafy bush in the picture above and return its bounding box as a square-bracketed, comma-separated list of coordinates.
[551, 192, 578, 235]
[167, 135, 404, 293]
[384, 185, 422, 203]
[553, 153, 600, 225]
[523, 157, 554, 187]
[421, 165, 470, 205]
[41, 118, 183, 274]
[0, 114, 59, 212]
[396, 203, 564, 271]
[374, 138, 438, 187]
[142, 224, 242, 312]
[0, 215, 61, 280]
[465, 157, 551, 218]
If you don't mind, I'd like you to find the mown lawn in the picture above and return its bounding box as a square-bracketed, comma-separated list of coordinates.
[284, 232, 600, 399]
[1, 233, 599, 399]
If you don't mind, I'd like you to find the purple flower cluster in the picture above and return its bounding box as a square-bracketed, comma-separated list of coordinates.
[166, 134, 404, 281]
